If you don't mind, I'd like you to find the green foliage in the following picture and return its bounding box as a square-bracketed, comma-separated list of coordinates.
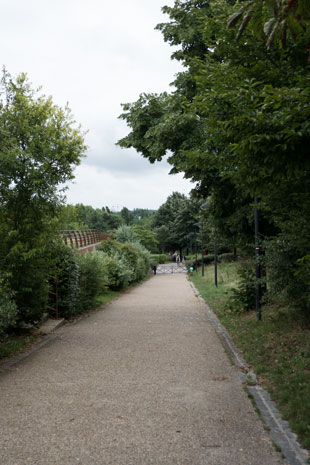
[131, 208, 156, 226]
[0, 273, 18, 338]
[98, 253, 131, 290]
[97, 238, 122, 255]
[218, 253, 237, 263]
[150, 254, 168, 265]
[114, 225, 138, 243]
[73, 204, 122, 232]
[120, 207, 134, 225]
[49, 241, 80, 319]
[191, 260, 310, 450]
[228, 0, 310, 53]
[264, 238, 310, 321]
[49, 239, 150, 318]
[152, 192, 203, 252]
[0, 70, 85, 326]
[114, 242, 139, 282]
[131, 242, 151, 279]
[97, 239, 151, 286]
[117, 0, 310, 317]
[3, 240, 50, 324]
[57, 204, 88, 230]
[226, 263, 257, 313]
[132, 225, 159, 252]
[77, 251, 109, 311]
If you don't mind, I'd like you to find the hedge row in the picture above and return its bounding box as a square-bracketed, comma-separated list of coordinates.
[150, 254, 169, 265]
[0, 239, 151, 337]
[51, 239, 151, 319]
[187, 253, 237, 268]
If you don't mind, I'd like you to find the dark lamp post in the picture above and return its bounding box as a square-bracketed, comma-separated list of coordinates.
[214, 234, 218, 287]
[254, 195, 262, 321]
[200, 202, 218, 287]
[194, 221, 204, 276]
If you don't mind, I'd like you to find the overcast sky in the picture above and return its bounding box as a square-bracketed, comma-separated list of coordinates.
[1, 0, 194, 210]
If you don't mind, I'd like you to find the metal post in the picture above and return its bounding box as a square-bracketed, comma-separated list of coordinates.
[214, 235, 218, 287]
[255, 195, 262, 321]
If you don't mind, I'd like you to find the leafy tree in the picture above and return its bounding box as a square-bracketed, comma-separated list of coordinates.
[114, 225, 138, 243]
[74, 204, 122, 231]
[0, 272, 18, 339]
[0, 71, 86, 324]
[120, 207, 134, 225]
[132, 208, 156, 226]
[132, 225, 159, 252]
[152, 192, 203, 252]
[228, 0, 310, 54]
[57, 205, 88, 230]
[117, 0, 310, 315]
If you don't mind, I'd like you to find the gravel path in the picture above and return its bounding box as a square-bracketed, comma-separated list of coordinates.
[0, 274, 283, 465]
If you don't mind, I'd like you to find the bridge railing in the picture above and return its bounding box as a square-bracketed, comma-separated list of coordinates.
[59, 229, 112, 250]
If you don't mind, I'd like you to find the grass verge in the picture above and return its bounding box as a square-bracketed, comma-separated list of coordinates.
[0, 329, 43, 360]
[190, 261, 310, 452]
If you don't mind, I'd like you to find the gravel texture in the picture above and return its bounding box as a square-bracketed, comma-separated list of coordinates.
[0, 274, 284, 465]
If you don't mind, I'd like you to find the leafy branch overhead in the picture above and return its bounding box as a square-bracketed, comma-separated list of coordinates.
[117, 0, 310, 320]
[227, 0, 310, 54]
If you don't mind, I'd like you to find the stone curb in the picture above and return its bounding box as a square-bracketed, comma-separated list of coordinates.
[0, 319, 65, 374]
[189, 280, 310, 465]
[39, 318, 65, 334]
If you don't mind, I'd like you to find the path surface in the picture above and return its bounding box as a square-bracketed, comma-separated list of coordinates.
[0, 273, 283, 465]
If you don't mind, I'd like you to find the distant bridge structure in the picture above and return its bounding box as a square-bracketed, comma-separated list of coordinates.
[59, 229, 112, 254]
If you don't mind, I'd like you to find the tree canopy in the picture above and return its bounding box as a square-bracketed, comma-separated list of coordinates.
[0, 71, 86, 323]
[117, 0, 310, 316]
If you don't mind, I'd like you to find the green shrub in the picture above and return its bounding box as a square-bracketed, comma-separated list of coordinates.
[99, 253, 132, 290]
[188, 254, 214, 268]
[225, 261, 256, 313]
[131, 242, 151, 278]
[4, 241, 49, 325]
[97, 239, 122, 255]
[150, 255, 160, 266]
[114, 225, 137, 243]
[98, 239, 150, 284]
[264, 238, 310, 321]
[0, 273, 18, 339]
[77, 251, 109, 311]
[48, 240, 80, 319]
[117, 243, 140, 281]
[219, 253, 237, 263]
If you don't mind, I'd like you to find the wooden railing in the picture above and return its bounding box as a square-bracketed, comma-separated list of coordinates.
[59, 229, 112, 250]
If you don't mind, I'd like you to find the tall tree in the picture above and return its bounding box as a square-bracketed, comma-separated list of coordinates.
[117, 0, 310, 316]
[120, 207, 134, 225]
[152, 192, 203, 252]
[0, 71, 86, 323]
[228, 0, 310, 57]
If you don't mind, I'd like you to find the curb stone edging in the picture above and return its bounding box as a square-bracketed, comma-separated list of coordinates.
[0, 319, 65, 374]
[0, 332, 61, 373]
[189, 281, 310, 465]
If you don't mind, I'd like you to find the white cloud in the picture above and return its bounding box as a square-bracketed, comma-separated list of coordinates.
[0, 0, 194, 209]
[66, 164, 194, 210]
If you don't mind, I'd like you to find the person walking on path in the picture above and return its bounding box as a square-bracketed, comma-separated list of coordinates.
[0, 274, 283, 465]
